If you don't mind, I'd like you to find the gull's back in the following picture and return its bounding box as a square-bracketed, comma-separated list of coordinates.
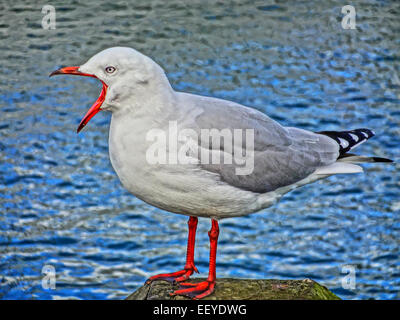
[175, 92, 340, 193]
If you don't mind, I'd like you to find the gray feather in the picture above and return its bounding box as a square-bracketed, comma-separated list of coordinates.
[178, 93, 340, 193]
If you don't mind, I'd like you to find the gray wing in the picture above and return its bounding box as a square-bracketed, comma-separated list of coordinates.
[179, 93, 339, 193]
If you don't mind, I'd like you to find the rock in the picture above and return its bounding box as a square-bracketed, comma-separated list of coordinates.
[126, 278, 340, 300]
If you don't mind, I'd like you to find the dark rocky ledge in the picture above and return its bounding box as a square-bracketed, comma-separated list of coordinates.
[126, 278, 340, 300]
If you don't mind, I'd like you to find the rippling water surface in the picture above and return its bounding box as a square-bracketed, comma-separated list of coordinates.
[0, 0, 399, 300]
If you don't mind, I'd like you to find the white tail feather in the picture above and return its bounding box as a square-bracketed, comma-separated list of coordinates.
[315, 162, 363, 175]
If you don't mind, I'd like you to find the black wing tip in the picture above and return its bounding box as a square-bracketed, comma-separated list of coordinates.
[372, 157, 394, 163]
[352, 128, 375, 138]
[316, 128, 378, 156]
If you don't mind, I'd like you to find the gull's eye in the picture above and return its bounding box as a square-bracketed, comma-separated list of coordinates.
[105, 66, 116, 74]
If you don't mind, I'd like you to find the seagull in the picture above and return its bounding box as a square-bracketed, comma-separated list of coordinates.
[50, 47, 393, 299]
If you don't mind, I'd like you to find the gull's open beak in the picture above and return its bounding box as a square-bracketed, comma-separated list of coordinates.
[50, 66, 108, 133]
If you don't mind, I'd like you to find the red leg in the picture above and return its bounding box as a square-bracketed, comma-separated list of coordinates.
[146, 216, 199, 284]
[171, 219, 219, 299]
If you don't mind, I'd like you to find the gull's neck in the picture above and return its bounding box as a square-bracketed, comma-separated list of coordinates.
[111, 72, 177, 120]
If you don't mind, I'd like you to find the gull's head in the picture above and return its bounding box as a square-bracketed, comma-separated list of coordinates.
[50, 47, 169, 133]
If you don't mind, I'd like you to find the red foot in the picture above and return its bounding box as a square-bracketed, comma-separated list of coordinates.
[145, 264, 199, 284]
[146, 216, 199, 285]
[171, 280, 216, 300]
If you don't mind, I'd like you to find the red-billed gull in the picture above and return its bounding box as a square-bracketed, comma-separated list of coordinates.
[50, 47, 393, 299]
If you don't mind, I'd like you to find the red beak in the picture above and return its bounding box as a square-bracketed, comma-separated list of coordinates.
[50, 66, 108, 133]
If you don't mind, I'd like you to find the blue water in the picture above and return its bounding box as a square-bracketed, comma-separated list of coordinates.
[0, 0, 399, 300]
